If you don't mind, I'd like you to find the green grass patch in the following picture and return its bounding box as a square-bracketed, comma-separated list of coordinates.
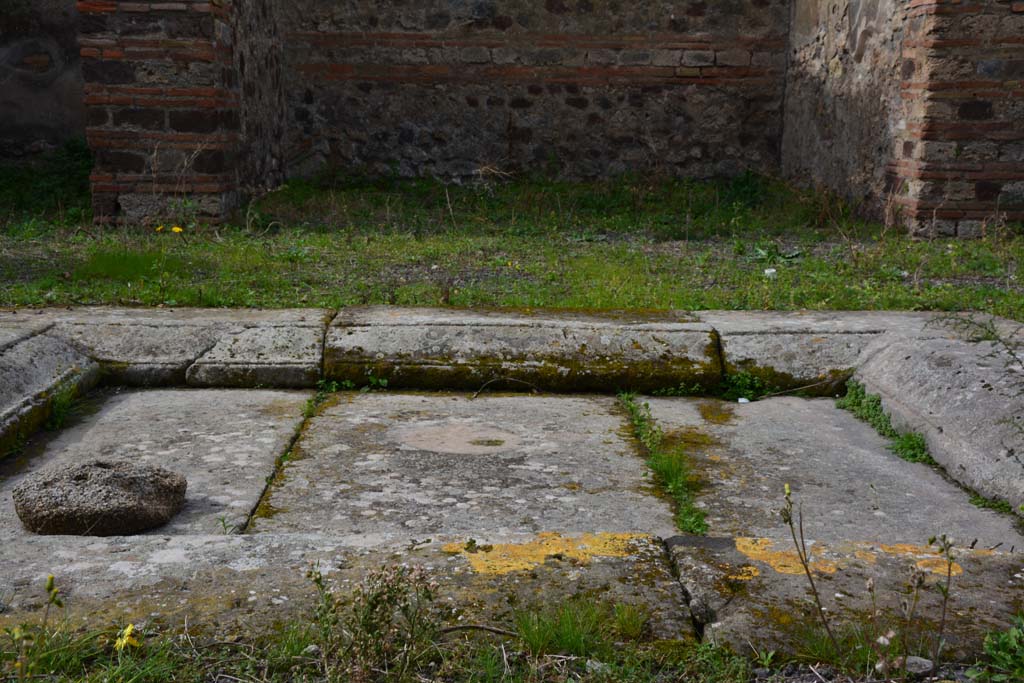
[514, 599, 611, 658]
[1, 171, 1022, 318]
[837, 381, 937, 465]
[73, 250, 197, 282]
[1, 573, 751, 683]
[969, 493, 1017, 516]
[620, 393, 708, 534]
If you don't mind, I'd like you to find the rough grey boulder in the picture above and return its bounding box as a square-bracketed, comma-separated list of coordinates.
[12, 459, 187, 536]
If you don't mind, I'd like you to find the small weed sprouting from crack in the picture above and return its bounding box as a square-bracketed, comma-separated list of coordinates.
[781, 488, 962, 680]
[619, 393, 708, 534]
[719, 372, 773, 402]
[780, 484, 838, 652]
[650, 381, 704, 397]
[303, 379, 349, 419]
[837, 381, 937, 465]
[968, 614, 1024, 683]
[969, 493, 1015, 516]
[891, 432, 933, 465]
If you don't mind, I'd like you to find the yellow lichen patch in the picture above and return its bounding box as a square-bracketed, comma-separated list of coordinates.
[735, 537, 838, 575]
[876, 543, 932, 556]
[727, 565, 761, 581]
[663, 427, 718, 450]
[855, 550, 878, 565]
[871, 543, 964, 576]
[698, 400, 736, 426]
[734, 538, 985, 579]
[442, 532, 646, 575]
[915, 557, 963, 576]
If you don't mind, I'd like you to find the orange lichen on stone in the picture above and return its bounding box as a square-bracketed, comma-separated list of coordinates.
[854, 550, 878, 564]
[442, 532, 646, 575]
[736, 538, 973, 577]
[874, 543, 965, 576]
[735, 537, 838, 575]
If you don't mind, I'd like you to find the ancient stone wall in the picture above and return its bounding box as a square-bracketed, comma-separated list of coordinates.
[54, 0, 1024, 230]
[0, 0, 84, 158]
[782, 0, 1024, 236]
[280, 1, 791, 180]
[230, 0, 286, 196]
[782, 0, 905, 211]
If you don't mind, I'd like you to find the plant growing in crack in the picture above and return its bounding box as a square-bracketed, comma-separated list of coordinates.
[780, 483, 838, 651]
[620, 393, 708, 534]
[930, 533, 956, 662]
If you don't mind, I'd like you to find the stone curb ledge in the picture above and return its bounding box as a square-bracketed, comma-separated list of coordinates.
[1, 306, 1021, 511]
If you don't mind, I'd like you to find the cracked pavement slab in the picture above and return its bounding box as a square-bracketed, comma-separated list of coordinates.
[251, 393, 677, 543]
[0, 390, 692, 638]
[645, 396, 1024, 655]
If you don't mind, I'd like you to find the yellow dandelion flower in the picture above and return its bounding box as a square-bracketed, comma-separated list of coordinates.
[155, 225, 164, 232]
[114, 624, 141, 652]
[171, 226, 183, 234]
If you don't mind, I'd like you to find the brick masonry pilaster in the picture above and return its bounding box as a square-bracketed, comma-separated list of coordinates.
[894, 0, 1024, 237]
[78, 1, 245, 224]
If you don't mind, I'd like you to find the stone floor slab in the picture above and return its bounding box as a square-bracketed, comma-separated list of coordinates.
[0, 532, 692, 640]
[645, 396, 1024, 655]
[325, 306, 720, 393]
[252, 393, 677, 543]
[0, 389, 310, 536]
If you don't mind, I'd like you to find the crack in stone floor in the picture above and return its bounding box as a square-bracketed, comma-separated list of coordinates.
[1, 389, 1021, 653]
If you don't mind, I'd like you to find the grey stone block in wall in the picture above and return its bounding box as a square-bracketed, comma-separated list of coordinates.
[0, 0, 84, 157]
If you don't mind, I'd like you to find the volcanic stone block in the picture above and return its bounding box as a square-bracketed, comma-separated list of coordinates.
[14, 460, 187, 536]
[695, 310, 950, 393]
[187, 325, 325, 388]
[325, 306, 721, 393]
